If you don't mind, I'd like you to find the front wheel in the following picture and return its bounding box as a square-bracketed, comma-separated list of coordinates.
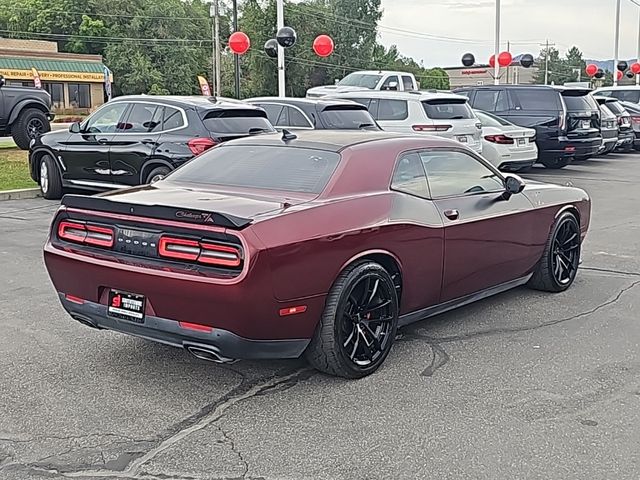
[305, 261, 399, 378]
[12, 108, 50, 150]
[540, 157, 570, 169]
[528, 212, 581, 292]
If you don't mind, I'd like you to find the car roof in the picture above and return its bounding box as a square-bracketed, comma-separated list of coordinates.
[218, 129, 449, 152]
[595, 85, 640, 90]
[245, 97, 365, 108]
[345, 70, 413, 76]
[328, 90, 468, 102]
[111, 95, 263, 111]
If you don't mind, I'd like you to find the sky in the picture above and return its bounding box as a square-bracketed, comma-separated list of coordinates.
[379, 0, 640, 67]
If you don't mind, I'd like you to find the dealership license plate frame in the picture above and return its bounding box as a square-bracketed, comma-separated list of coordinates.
[581, 120, 590, 129]
[457, 135, 468, 143]
[517, 138, 526, 146]
[108, 290, 146, 324]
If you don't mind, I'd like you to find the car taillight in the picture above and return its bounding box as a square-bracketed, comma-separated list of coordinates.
[412, 125, 451, 132]
[484, 134, 514, 144]
[58, 221, 114, 248]
[158, 236, 242, 267]
[187, 137, 217, 155]
[631, 115, 640, 124]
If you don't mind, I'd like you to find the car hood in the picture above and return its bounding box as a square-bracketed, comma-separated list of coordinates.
[87, 182, 315, 227]
[306, 85, 372, 97]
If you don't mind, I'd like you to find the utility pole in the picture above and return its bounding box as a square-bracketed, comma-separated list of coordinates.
[494, 0, 500, 85]
[506, 40, 510, 84]
[232, 0, 240, 98]
[214, 0, 221, 95]
[637, 8, 640, 85]
[614, 0, 621, 86]
[539, 39, 555, 85]
[277, 0, 285, 96]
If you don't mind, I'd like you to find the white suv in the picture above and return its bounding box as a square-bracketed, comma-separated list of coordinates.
[329, 90, 482, 154]
[593, 85, 640, 105]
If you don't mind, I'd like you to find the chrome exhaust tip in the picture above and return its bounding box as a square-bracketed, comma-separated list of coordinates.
[184, 344, 236, 364]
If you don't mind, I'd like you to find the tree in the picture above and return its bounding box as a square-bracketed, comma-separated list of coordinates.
[534, 45, 588, 85]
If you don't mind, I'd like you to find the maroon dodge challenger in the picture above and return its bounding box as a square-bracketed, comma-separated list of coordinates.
[44, 130, 590, 378]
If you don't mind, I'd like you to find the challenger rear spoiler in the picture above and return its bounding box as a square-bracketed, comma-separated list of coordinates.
[60, 194, 253, 229]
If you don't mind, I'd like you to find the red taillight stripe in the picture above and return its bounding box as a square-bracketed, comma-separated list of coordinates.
[158, 236, 242, 267]
[159, 237, 200, 261]
[199, 243, 242, 267]
[85, 225, 115, 248]
[58, 221, 114, 248]
[58, 221, 88, 243]
[65, 294, 85, 305]
[178, 321, 213, 333]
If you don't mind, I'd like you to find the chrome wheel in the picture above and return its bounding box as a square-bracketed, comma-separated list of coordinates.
[40, 160, 49, 194]
[150, 174, 164, 183]
[339, 274, 395, 367]
[551, 218, 580, 285]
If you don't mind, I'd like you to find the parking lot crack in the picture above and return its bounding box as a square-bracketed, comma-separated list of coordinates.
[216, 424, 249, 479]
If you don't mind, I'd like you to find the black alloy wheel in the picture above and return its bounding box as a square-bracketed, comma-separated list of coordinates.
[550, 218, 580, 286]
[528, 212, 581, 292]
[27, 117, 46, 139]
[339, 273, 396, 367]
[306, 261, 399, 378]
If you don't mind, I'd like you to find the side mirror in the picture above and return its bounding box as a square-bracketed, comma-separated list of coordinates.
[387, 81, 398, 91]
[69, 122, 81, 134]
[0, 75, 5, 87]
[503, 174, 526, 200]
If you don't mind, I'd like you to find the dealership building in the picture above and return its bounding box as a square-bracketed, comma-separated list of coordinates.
[0, 39, 110, 113]
[444, 62, 540, 89]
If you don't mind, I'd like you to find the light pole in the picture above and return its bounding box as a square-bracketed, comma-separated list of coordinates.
[277, 0, 285, 96]
[637, 8, 640, 85]
[614, 0, 621, 86]
[494, 0, 500, 85]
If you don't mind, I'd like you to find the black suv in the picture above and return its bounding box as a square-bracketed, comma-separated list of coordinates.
[245, 97, 380, 130]
[0, 75, 54, 149]
[29, 95, 274, 199]
[454, 85, 602, 168]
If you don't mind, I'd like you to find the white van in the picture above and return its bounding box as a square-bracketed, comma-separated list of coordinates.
[330, 90, 482, 154]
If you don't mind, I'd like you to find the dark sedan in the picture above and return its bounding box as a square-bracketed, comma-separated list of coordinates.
[245, 97, 380, 130]
[44, 131, 590, 378]
[29, 96, 274, 199]
[594, 96, 634, 153]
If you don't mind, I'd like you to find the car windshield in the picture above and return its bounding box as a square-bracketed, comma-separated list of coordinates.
[474, 110, 511, 127]
[423, 99, 474, 120]
[202, 109, 275, 135]
[319, 106, 378, 129]
[168, 145, 341, 194]
[337, 73, 382, 89]
[562, 93, 599, 111]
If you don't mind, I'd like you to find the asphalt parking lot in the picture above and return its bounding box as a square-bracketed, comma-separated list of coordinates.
[1, 154, 639, 480]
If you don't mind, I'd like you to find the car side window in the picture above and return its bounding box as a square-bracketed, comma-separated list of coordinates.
[83, 103, 129, 134]
[473, 90, 508, 112]
[391, 152, 430, 198]
[257, 104, 284, 125]
[419, 150, 504, 198]
[119, 103, 159, 133]
[162, 107, 185, 130]
[288, 107, 312, 128]
[402, 76, 414, 90]
[381, 76, 400, 91]
[275, 106, 289, 126]
[377, 99, 408, 121]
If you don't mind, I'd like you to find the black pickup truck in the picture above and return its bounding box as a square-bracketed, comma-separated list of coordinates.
[0, 75, 54, 149]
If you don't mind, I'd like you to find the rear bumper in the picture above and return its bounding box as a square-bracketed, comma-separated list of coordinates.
[59, 294, 310, 360]
[615, 131, 634, 147]
[539, 136, 601, 159]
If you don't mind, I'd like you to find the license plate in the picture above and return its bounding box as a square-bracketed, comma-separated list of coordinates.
[581, 120, 590, 129]
[517, 138, 526, 146]
[457, 135, 468, 143]
[108, 290, 145, 323]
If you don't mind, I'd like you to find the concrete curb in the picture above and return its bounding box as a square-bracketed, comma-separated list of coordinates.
[0, 188, 41, 201]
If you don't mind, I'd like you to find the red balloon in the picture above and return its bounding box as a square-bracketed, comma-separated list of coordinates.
[229, 31, 250, 55]
[489, 55, 496, 68]
[313, 34, 334, 57]
[631, 63, 640, 74]
[497, 51, 513, 67]
[585, 64, 598, 77]
[617, 70, 623, 81]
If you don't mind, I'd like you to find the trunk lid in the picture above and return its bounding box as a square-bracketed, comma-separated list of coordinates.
[560, 90, 600, 138]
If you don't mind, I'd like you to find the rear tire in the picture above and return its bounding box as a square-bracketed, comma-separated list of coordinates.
[305, 261, 399, 378]
[145, 166, 170, 184]
[528, 211, 581, 293]
[12, 108, 50, 150]
[540, 157, 570, 169]
[39, 154, 63, 200]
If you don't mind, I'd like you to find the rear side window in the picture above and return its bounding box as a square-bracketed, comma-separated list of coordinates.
[562, 94, 599, 111]
[121, 103, 159, 133]
[169, 146, 340, 194]
[163, 107, 185, 130]
[402, 76, 414, 90]
[287, 107, 313, 128]
[422, 99, 474, 119]
[391, 153, 430, 198]
[511, 89, 560, 110]
[472, 90, 508, 112]
[202, 110, 274, 134]
[256, 104, 284, 125]
[377, 99, 408, 121]
[319, 106, 377, 129]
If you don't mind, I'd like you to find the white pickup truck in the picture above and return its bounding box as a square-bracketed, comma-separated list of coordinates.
[306, 70, 419, 98]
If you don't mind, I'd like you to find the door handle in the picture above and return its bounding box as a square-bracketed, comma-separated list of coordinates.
[443, 209, 460, 220]
[97, 138, 109, 145]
